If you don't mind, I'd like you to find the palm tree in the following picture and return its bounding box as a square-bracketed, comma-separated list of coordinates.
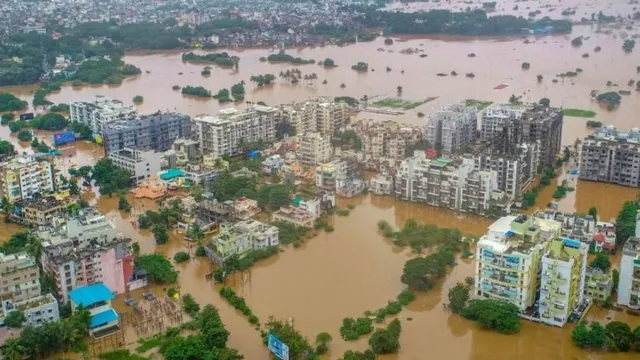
[187, 223, 206, 244]
[2, 339, 25, 360]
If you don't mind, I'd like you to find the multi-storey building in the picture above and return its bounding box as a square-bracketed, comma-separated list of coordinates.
[475, 215, 560, 311]
[2, 293, 59, 327]
[536, 211, 616, 252]
[426, 103, 477, 154]
[480, 103, 526, 142]
[538, 237, 588, 327]
[193, 106, 278, 158]
[298, 132, 332, 168]
[0, 252, 41, 303]
[280, 98, 347, 136]
[69, 95, 136, 134]
[11, 195, 66, 226]
[205, 220, 279, 265]
[102, 112, 191, 153]
[370, 172, 394, 195]
[472, 142, 540, 199]
[394, 152, 506, 214]
[107, 148, 161, 185]
[37, 208, 138, 302]
[271, 206, 315, 228]
[618, 236, 640, 309]
[579, 126, 640, 188]
[70, 283, 120, 337]
[0, 155, 57, 202]
[584, 266, 613, 302]
[358, 120, 423, 162]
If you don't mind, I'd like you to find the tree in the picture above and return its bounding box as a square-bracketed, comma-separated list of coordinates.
[0, 93, 28, 112]
[152, 224, 169, 244]
[31, 112, 67, 130]
[622, 39, 635, 53]
[17, 129, 32, 142]
[538, 97, 550, 107]
[2, 338, 25, 360]
[118, 195, 131, 212]
[3, 310, 25, 328]
[615, 201, 637, 245]
[537, 74, 543, 82]
[315, 331, 332, 354]
[605, 321, 634, 351]
[133, 95, 143, 103]
[187, 223, 206, 243]
[571, 37, 583, 46]
[521, 62, 530, 69]
[0, 140, 14, 155]
[613, 269, 620, 290]
[265, 317, 316, 359]
[462, 299, 521, 334]
[134, 254, 178, 283]
[588, 206, 598, 220]
[174, 251, 190, 263]
[182, 293, 200, 317]
[25, 234, 42, 261]
[68, 180, 80, 196]
[369, 319, 401, 354]
[572, 321, 607, 349]
[447, 282, 470, 314]
[590, 253, 611, 272]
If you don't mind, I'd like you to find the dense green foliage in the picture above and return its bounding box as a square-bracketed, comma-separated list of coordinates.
[266, 50, 314, 64]
[351, 62, 369, 72]
[249, 74, 276, 86]
[152, 224, 170, 244]
[181, 52, 237, 67]
[272, 221, 307, 246]
[1, 308, 90, 359]
[219, 287, 260, 325]
[563, 108, 596, 118]
[615, 201, 638, 245]
[257, 183, 293, 211]
[623, 39, 636, 53]
[181, 294, 200, 318]
[133, 95, 144, 103]
[0, 140, 15, 155]
[340, 317, 373, 341]
[401, 247, 456, 290]
[173, 251, 190, 263]
[333, 129, 363, 151]
[596, 91, 622, 110]
[340, 350, 376, 360]
[0, 93, 28, 111]
[49, 103, 70, 113]
[17, 130, 32, 142]
[572, 321, 608, 349]
[181, 85, 211, 98]
[264, 317, 317, 359]
[3, 310, 25, 328]
[590, 253, 612, 272]
[223, 246, 279, 273]
[368, 319, 401, 355]
[393, 218, 462, 253]
[447, 282, 471, 314]
[134, 254, 178, 283]
[462, 299, 521, 334]
[118, 195, 132, 212]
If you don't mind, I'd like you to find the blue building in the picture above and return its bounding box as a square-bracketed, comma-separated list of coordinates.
[69, 283, 119, 338]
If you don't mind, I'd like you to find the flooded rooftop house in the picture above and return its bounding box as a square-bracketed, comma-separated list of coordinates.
[271, 205, 315, 228]
[579, 126, 640, 188]
[36, 207, 142, 302]
[70, 283, 120, 338]
[205, 220, 279, 265]
[10, 195, 67, 226]
[197, 195, 261, 225]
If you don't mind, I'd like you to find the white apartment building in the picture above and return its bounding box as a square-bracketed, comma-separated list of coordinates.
[0, 155, 57, 203]
[480, 103, 526, 141]
[426, 103, 477, 154]
[538, 238, 588, 327]
[618, 236, 640, 309]
[475, 215, 560, 311]
[298, 132, 332, 168]
[107, 148, 161, 184]
[2, 293, 59, 327]
[193, 105, 279, 157]
[370, 172, 394, 195]
[280, 97, 347, 136]
[0, 252, 41, 303]
[69, 95, 136, 134]
[205, 220, 279, 265]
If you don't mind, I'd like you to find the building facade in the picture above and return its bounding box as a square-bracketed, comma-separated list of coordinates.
[70, 283, 119, 337]
[1, 293, 59, 327]
[426, 103, 477, 154]
[107, 148, 161, 184]
[584, 267, 613, 302]
[618, 237, 640, 309]
[280, 98, 347, 136]
[205, 220, 279, 265]
[579, 126, 640, 188]
[0, 155, 57, 203]
[298, 132, 332, 168]
[69, 96, 136, 134]
[193, 106, 278, 158]
[0, 252, 41, 303]
[538, 237, 588, 327]
[11, 196, 66, 226]
[102, 112, 191, 153]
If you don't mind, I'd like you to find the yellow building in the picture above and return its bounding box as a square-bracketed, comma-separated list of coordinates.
[539, 237, 588, 327]
[0, 155, 57, 202]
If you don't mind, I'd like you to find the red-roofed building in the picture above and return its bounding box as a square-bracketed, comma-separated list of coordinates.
[593, 225, 616, 254]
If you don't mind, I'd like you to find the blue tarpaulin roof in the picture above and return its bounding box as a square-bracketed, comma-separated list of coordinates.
[90, 309, 119, 329]
[69, 283, 114, 307]
[160, 168, 186, 180]
[563, 238, 582, 249]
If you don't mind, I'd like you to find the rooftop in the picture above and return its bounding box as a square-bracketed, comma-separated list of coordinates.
[69, 283, 114, 307]
[14, 196, 64, 211]
[90, 309, 118, 329]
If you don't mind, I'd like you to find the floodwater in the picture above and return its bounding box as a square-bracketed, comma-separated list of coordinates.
[88, 193, 640, 360]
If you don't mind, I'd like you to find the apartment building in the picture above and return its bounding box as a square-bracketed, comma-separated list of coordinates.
[2, 293, 59, 327]
[426, 103, 477, 154]
[37, 208, 137, 302]
[358, 120, 423, 161]
[280, 97, 347, 136]
[536, 211, 616, 252]
[472, 142, 540, 199]
[11, 195, 66, 226]
[0, 155, 57, 202]
[475, 215, 560, 311]
[520, 106, 563, 169]
[107, 148, 161, 185]
[205, 220, 279, 265]
[0, 252, 41, 303]
[193, 105, 278, 158]
[370, 172, 394, 195]
[538, 237, 588, 327]
[102, 112, 191, 153]
[172, 138, 200, 165]
[579, 126, 640, 188]
[584, 267, 613, 302]
[271, 206, 315, 228]
[69, 95, 136, 134]
[315, 160, 363, 193]
[480, 103, 526, 141]
[618, 236, 640, 309]
[394, 151, 506, 214]
[298, 132, 332, 168]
